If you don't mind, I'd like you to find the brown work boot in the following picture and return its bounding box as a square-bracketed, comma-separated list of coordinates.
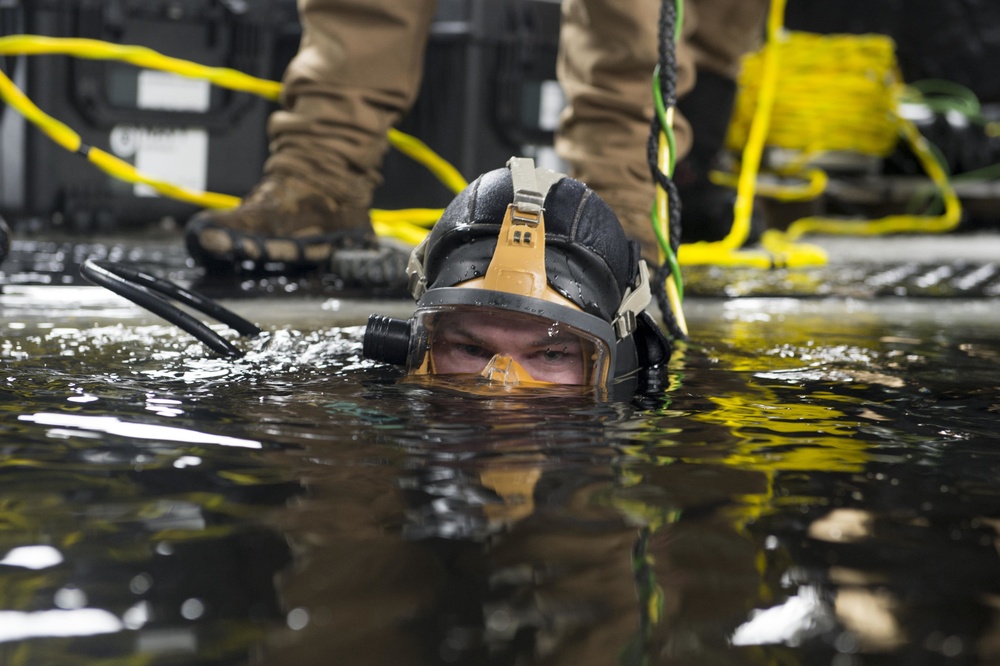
[185, 173, 376, 271]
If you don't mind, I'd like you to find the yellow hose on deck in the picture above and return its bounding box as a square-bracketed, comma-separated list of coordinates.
[677, 0, 827, 268]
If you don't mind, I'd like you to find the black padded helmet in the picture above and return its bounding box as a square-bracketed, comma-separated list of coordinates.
[421, 165, 637, 322]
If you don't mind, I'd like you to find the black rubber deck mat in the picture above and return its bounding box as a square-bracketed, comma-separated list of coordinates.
[0, 237, 411, 299]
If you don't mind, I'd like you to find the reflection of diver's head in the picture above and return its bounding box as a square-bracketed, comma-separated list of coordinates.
[363, 157, 671, 396]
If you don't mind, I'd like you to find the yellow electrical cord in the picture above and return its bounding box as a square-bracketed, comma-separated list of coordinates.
[710, 164, 828, 203]
[0, 35, 283, 98]
[655, 107, 688, 336]
[0, 34, 467, 245]
[775, 104, 961, 240]
[731, 30, 961, 240]
[677, 0, 826, 269]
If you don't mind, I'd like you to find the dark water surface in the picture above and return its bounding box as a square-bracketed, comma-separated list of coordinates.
[1, 288, 999, 665]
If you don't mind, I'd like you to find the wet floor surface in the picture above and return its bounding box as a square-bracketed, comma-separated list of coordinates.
[1, 230, 1000, 664]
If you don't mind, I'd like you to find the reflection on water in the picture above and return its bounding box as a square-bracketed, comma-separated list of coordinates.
[1, 295, 1000, 664]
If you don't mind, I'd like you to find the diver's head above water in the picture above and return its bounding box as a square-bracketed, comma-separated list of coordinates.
[362, 157, 671, 394]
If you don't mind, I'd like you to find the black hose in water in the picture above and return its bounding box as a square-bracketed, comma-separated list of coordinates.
[80, 259, 261, 358]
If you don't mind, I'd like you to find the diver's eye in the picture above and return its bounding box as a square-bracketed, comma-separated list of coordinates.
[534, 347, 576, 364]
[455, 343, 494, 360]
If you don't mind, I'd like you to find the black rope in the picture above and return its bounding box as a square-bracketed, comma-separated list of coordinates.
[647, 0, 686, 340]
[650, 0, 681, 255]
[80, 259, 261, 357]
[656, 0, 679, 117]
[653, 261, 685, 340]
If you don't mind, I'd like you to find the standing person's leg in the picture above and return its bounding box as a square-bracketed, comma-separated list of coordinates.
[555, 0, 672, 263]
[186, 0, 438, 269]
[557, 0, 768, 258]
[685, 0, 768, 80]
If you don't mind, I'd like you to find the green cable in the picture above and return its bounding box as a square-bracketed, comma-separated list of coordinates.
[652, 65, 678, 175]
[906, 79, 984, 124]
[651, 201, 685, 302]
[651, 73, 684, 302]
[650, 0, 684, 303]
[673, 0, 684, 43]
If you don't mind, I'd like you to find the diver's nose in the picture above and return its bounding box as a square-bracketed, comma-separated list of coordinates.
[480, 354, 535, 387]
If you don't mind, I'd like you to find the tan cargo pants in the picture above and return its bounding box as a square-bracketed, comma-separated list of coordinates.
[558, 0, 768, 229]
[266, 0, 767, 235]
[264, 0, 438, 208]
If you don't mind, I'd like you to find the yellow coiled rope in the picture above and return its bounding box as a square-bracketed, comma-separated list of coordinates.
[729, 30, 962, 242]
[727, 32, 901, 160]
[680, 2, 962, 268]
[0, 35, 467, 245]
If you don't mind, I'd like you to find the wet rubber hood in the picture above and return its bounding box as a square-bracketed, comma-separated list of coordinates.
[416, 166, 640, 322]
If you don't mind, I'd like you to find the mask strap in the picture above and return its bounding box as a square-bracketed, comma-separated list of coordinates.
[613, 260, 653, 339]
[407, 158, 565, 301]
[508, 156, 563, 219]
[483, 158, 566, 299]
[406, 234, 430, 299]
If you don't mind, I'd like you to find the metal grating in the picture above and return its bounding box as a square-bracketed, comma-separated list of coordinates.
[684, 261, 1000, 299]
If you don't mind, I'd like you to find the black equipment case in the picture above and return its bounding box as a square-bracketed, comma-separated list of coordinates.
[0, 0, 298, 232]
[375, 0, 564, 211]
[0, 0, 561, 231]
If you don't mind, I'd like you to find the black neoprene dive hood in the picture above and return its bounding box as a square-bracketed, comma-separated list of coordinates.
[363, 158, 671, 394]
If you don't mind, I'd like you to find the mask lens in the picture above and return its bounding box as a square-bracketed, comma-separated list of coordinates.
[415, 307, 608, 386]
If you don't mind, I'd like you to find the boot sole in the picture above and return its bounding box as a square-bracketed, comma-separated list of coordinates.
[185, 219, 376, 272]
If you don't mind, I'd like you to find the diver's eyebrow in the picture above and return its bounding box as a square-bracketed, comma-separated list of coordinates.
[528, 332, 580, 348]
[439, 320, 580, 349]
[438, 324, 490, 348]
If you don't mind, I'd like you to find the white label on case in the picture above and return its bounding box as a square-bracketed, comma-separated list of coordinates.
[538, 80, 565, 131]
[137, 70, 211, 112]
[110, 125, 209, 198]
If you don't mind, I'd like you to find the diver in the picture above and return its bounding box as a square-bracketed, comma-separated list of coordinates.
[362, 157, 673, 397]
